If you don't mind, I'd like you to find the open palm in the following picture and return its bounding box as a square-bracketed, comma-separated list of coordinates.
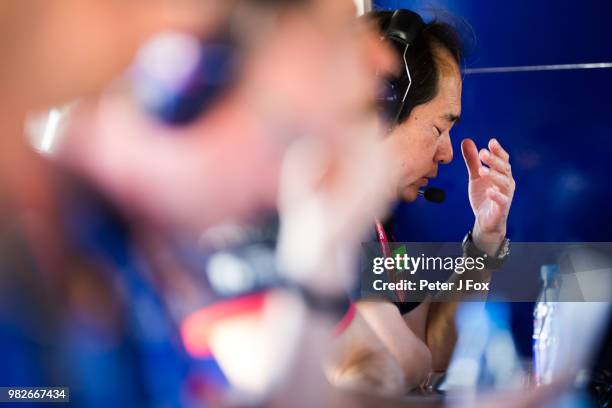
[461, 138, 515, 245]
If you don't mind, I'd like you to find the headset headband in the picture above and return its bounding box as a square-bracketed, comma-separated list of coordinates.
[378, 9, 425, 129]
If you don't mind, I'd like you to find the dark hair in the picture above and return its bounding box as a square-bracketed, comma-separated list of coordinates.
[367, 10, 463, 124]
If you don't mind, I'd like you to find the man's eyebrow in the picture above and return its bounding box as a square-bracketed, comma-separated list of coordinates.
[441, 113, 461, 123]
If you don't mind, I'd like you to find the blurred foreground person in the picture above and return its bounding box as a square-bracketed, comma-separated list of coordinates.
[1, 0, 397, 406]
[56, 1, 398, 403]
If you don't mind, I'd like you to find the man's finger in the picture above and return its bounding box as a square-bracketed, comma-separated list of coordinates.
[479, 148, 512, 175]
[461, 138, 481, 180]
[478, 167, 514, 195]
[489, 138, 509, 161]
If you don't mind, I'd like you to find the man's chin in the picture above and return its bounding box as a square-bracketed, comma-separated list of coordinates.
[399, 185, 419, 202]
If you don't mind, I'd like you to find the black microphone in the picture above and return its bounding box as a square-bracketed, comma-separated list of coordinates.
[419, 187, 445, 204]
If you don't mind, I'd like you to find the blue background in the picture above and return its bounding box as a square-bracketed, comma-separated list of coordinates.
[373, 0, 612, 355]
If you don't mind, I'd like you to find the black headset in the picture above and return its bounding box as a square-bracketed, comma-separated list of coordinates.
[377, 9, 425, 130]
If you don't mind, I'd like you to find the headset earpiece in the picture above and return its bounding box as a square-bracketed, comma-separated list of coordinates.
[385, 9, 424, 46]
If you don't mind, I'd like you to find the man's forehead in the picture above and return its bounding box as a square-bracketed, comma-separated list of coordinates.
[432, 42, 459, 70]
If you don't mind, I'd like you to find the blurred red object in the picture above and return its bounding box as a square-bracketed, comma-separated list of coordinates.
[181, 292, 267, 358]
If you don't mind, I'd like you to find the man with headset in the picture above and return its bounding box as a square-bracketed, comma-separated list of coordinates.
[332, 9, 516, 392]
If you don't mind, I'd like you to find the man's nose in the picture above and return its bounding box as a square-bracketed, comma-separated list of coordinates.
[435, 133, 454, 164]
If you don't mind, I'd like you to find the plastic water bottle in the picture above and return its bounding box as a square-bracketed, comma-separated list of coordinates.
[532, 264, 560, 386]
